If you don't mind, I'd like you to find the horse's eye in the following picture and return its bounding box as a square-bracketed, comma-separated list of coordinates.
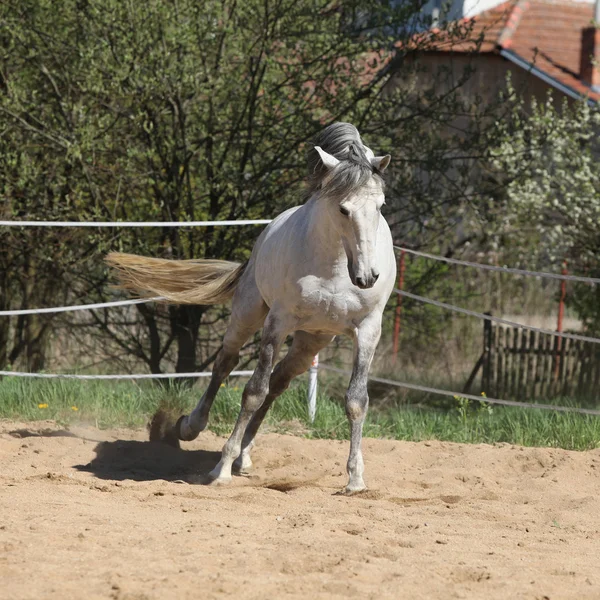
[339, 206, 350, 217]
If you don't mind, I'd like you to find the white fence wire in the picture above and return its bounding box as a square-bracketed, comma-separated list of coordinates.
[395, 246, 600, 284]
[0, 370, 254, 380]
[396, 289, 600, 345]
[3, 364, 598, 417]
[2, 217, 599, 419]
[318, 365, 600, 417]
[6, 288, 599, 345]
[0, 219, 271, 228]
[0, 297, 163, 316]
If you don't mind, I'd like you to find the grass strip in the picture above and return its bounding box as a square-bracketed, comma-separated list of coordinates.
[1, 377, 599, 451]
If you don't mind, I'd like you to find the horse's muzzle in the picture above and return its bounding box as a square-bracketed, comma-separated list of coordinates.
[355, 273, 379, 289]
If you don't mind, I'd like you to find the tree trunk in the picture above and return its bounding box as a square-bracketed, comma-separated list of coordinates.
[25, 315, 49, 372]
[173, 305, 204, 387]
[137, 304, 163, 374]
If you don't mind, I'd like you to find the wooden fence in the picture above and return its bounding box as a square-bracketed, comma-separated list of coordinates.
[468, 319, 600, 400]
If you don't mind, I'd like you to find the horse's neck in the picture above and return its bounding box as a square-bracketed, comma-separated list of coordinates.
[306, 195, 344, 243]
[304, 196, 346, 263]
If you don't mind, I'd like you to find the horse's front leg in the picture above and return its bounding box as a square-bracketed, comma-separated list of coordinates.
[206, 310, 293, 484]
[344, 314, 382, 495]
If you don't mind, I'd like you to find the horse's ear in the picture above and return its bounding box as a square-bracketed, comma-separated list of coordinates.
[371, 155, 391, 173]
[314, 146, 340, 170]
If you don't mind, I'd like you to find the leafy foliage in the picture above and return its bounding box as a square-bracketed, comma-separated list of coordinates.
[489, 87, 600, 331]
[0, 0, 511, 373]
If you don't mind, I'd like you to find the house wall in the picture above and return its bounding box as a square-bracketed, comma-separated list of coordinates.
[383, 52, 572, 234]
[394, 53, 562, 108]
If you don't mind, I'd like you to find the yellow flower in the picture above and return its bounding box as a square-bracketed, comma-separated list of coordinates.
[480, 391, 487, 398]
[71, 406, 79, 411]
[220, 383, 225, 388]
[38, 403, 48, 409]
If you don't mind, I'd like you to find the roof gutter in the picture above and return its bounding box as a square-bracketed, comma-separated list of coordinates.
[499, 48, 587, 102]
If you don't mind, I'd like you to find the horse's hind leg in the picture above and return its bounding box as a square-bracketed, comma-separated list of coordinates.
[233, 331, 333, 474]
[206, 309, 295, 483]
[177, 277, 268, 442]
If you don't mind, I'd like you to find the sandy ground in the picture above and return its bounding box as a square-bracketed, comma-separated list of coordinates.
[1, 420, 600, 600]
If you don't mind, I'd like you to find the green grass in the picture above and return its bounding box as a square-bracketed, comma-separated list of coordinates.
[1, 377, 599, 451]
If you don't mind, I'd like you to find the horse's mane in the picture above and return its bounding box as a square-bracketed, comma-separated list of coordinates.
[306, 122, 384, 203]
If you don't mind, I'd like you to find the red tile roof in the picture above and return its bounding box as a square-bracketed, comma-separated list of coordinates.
[417, 0, 599, 102]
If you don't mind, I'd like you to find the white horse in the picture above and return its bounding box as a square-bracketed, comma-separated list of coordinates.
[107, 122, 395, 494]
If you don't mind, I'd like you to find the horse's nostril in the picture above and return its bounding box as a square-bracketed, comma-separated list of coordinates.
[372, 272, 379, 283]
[356, 276, 366, 288]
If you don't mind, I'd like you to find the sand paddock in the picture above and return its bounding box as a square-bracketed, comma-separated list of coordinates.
[1, 420, 599, 599]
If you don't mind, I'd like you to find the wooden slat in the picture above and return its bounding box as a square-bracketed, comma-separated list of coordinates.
[517, 328, 529, 399]
[539, 332, 550, 399]
[534, 330, 544, 399]
[526, 330, 536, 400]
[558, 337, 569, 397]
[550, 335, 561, 398]
[591, 345, 600, 401]
[522, 329, 530, 399]
[574, 340, 586, 399]
[510, 327, 521, 399]
[571, 338, 581, 398]
[562, 338, 573, 398]
[568, 339, 580, 399]
[582, 343, 597, 400]
[497, 326, 505, 398]
[490, 323, 497, 397]
[503, 326, 512, 398]
[482, 315, 492, 395]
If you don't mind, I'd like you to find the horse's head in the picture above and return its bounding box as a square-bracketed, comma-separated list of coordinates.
[315, 144, 391, 290]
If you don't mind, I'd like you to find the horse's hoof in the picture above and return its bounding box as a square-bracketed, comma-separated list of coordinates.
[232, 466, 252, 477]
[188, 472, 232, 486]
[232, 457, 253, 476]
[336, 485, 367, 496]
[176, 415, 199, 442]
[209, 476, 232, 486]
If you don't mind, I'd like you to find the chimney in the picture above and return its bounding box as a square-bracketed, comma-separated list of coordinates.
[580, 2, 600, 92]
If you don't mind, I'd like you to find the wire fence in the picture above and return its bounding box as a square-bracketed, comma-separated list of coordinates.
[319, 364, 600, 416]
[2, 218, 599, 418]
[0, 370, 254, 380]
[0, 219, 271, 228]
[394, 246, 600, 284]
[395, 289, 600, 345]
[0, 297, 164, 316]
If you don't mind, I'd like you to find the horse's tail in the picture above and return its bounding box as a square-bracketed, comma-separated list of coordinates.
[105, 252, 246, 305]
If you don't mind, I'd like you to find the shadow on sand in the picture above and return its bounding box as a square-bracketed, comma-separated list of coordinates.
[75, 439, 221, 483]
[10, 428, 79, 439]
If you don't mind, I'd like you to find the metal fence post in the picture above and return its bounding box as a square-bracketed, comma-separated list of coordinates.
[393, 249, 406, 365]
[308, 354, 319, 422]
